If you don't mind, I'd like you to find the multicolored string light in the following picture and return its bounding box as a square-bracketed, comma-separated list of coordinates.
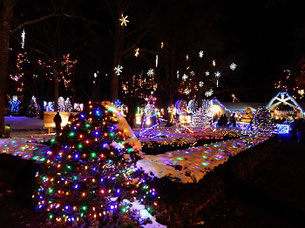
[34, 101, 158, 226]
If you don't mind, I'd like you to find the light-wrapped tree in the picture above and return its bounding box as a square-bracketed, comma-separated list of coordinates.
[34, 101, 158, 226]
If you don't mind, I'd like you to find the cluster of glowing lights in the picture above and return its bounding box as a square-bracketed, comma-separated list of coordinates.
[9, 52, 30, 92]
[274, 69, 305, 100]
[121, 71, 158, 101]
[37, 54, 77, 88]
[34, 102, 158, 225]
[177, 49, 237, 96]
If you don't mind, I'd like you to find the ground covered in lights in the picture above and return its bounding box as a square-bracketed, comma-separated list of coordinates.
[2, 127, 302, 227]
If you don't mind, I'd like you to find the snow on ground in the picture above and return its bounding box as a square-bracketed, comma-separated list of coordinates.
[136, 135, 269, 183]
[1, 119, 268, 185]
[122, 200, 166, 228]
[5, 116, 44, 130]
[0, 136, 53, 161]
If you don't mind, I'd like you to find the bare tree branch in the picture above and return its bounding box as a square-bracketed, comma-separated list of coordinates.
[11, 13, 58, 33]
[123, 25, 147, 39]
[122, 30, 148, 57]
[62, 13, 100, 25]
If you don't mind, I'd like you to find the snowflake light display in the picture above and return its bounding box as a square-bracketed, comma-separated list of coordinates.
[34, 102, 158, 226]
[182, 74, 188, 81]
[184, 88, 191, 95]
[214, 71, 221, 78]
[114, 65, 123, 76]
[205, 89, 213, 97]
[230, 62, 237, 71]
[119, 14, 129, 27]
[176, 50, 236, 98]
[147, 68, 154, 77]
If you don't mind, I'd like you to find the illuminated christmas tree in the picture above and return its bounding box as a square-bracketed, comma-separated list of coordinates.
[26, 96, 40, 117]
[252, 106, 275, 133]
[35, 101, 158, 226]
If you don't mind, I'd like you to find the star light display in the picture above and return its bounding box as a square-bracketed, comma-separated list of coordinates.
[199, 81, 204, 87]
[119, 14, 129, 27]
[205, 71, 210, 76]
[34, 102, 158, 226]
[114, 65, 123, 76]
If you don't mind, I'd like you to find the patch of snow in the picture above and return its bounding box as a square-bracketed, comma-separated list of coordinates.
[102, 101, 142, 152]
[123, 199, 166, 228]
[137, 135, 268, 183]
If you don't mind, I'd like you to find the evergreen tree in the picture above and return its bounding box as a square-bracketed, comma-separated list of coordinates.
[253, 106, 275, 133]
[34, 101, 158, 226]
[26, 96, 40, 117]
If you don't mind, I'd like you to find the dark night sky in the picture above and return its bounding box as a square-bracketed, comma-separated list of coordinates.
[219, 0, 305, 102]
[9, 0, 305, 104]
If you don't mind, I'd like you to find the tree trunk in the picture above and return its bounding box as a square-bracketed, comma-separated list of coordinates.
[111, 0, 123, 101]
[53, 64, 59, 111]
[0, 0, 16, 136]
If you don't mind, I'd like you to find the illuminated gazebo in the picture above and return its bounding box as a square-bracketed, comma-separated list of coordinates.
[266, 92, 304, 119]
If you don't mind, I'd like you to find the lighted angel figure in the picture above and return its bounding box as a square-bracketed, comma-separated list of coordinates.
[65, 97, 73, 112]
[58, 96, 66, 112]
[7, 95, 22, 113]
[45, 101, 54, 112]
